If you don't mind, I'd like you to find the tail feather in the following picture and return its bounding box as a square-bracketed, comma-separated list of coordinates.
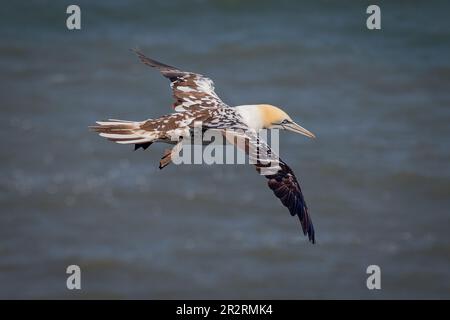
[135, 142, 152, 151]
[90, 119, 158, 146]
[106, 119, 135, 123]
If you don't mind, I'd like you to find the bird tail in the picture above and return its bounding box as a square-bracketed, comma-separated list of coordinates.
[90, 119, 157, 147]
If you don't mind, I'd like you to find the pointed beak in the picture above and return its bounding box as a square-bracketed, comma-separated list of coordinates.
[283, 121, 316, 138]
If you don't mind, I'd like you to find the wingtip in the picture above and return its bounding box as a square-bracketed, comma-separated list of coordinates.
[130, 48, 148, 62]
[130, 48, 178, 71]
[299, 202, 315, 244]
[309, 226, 316, 244]
[299, 215, 315, 244]
[130, 47, 141, 55]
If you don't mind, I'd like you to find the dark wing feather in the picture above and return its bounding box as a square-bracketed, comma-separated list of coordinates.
[263, 161, 315, 243]
[132, 49, 229, 111]
[226, 130, 315, 243]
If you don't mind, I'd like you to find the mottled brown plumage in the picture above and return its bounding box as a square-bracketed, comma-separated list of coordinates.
[91, 50, 316, 243]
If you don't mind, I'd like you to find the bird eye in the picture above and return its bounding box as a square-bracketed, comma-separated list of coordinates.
[281, 119, 289, 124]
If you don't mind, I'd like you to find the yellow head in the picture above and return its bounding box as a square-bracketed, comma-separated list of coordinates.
[236, 104, 315, 138]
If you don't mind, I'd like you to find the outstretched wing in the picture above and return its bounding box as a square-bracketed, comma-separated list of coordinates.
[224, 130, 315, 243]
[132, 49, 229, 112]
[264, 160, 315, 243]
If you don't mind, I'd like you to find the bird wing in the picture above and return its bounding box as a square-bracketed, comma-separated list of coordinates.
[132, 49, 229, 112]
[224, 130, 315, 243]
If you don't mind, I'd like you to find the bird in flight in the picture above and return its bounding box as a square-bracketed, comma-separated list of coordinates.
[91, 50, 317, 243]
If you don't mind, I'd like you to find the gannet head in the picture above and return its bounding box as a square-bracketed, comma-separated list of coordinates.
[235, 104, 316, 138]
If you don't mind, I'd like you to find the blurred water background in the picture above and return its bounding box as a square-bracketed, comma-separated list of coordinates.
[0, 0, 449, 299]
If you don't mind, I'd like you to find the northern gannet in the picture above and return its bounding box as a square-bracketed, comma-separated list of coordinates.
[91, 50, 316, 243]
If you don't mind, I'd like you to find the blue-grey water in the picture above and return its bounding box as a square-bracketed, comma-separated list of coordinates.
[1, 0, 449, 299]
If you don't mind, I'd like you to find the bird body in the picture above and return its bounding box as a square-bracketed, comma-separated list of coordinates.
[91, 50, 317, 243]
